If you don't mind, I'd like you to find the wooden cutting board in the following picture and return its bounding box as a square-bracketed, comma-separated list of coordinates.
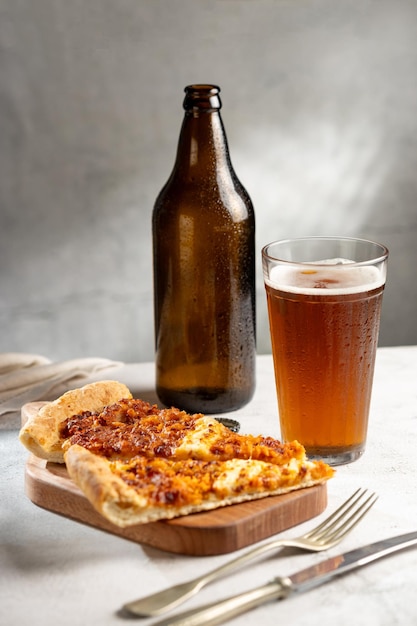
[22, 402, 328, 556]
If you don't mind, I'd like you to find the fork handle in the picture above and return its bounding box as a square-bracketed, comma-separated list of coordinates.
[196, 537, 288, 585]
[153, 579, 291, 626]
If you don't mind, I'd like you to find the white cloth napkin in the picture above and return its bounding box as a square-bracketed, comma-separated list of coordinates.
[0, 353, 123, 429]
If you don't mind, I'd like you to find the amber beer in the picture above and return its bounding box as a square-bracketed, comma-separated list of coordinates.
[262, 238, 388, 465]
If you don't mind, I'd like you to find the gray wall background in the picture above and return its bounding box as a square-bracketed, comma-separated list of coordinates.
[1, 0, 416, 363]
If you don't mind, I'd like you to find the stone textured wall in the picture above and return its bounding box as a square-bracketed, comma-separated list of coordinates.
[1, 0, 416, 362]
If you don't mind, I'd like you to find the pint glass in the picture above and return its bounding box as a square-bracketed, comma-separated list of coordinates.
[262, 237, 388, 465]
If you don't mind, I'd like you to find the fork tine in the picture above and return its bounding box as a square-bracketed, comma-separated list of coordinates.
[309, 488, 372, 541]
[320, 492, 378, 544]
[304, 488, 366, 540]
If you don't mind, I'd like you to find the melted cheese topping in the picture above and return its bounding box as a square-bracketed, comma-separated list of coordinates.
[109, 455, 333, 509]
[111, 456, 282, 507]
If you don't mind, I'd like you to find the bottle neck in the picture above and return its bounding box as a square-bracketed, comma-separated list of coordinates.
[172, 84, 233, 177]
[175, 110, 231, 172]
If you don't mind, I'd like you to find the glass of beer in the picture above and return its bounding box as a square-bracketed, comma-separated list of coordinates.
[262, 237, 389, 465]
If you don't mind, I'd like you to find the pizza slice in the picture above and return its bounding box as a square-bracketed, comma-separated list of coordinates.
[64, 444, 334, 526]
[19, 381, 306, 466]
[60, 397, 307, 466]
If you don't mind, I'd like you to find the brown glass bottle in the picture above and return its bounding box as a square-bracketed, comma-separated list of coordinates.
[152, 84, 256, 414]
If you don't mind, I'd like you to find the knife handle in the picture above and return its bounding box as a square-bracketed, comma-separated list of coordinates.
[154, 578, 292, 626]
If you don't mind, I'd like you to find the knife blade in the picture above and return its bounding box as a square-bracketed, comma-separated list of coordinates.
[152, 531, 417, 626]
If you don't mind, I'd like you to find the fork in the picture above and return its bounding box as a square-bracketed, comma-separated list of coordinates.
[123, 488, 377, 617]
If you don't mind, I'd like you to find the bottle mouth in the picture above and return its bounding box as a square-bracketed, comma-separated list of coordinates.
[185, 84, 220, 94]
[183, 84, 221, 110]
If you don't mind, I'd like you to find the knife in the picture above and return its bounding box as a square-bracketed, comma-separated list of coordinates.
[151, 531, 417, 626]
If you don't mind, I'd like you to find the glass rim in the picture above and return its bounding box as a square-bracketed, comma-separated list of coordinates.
[261, 236, 389, 268]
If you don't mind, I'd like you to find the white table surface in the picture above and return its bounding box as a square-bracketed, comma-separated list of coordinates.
[1, 346, 417, 626]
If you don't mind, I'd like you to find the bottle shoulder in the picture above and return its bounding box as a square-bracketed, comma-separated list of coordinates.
[153, 189, 254, 227]
[155, 163, 253, 207]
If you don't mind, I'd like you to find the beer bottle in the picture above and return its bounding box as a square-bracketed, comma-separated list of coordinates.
[152, 84, 256, 414]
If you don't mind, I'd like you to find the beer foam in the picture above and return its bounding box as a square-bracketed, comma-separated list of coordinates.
[266, 262, 384, 295]
[310, 258, 355, 265]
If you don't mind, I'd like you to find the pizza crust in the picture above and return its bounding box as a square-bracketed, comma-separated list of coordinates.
[65, 444, 152, 526]
[19, 380, 132, 462]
